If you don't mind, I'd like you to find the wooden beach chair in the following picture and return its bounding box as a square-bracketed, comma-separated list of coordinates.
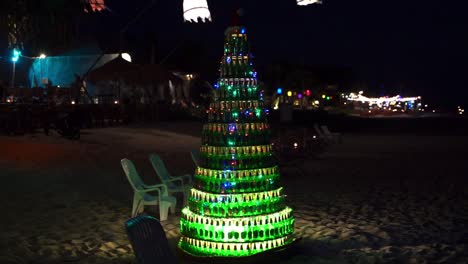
[121, 158, 176, 221]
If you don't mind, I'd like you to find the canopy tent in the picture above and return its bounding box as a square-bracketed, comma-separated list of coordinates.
[28, 53, 119, 90]
[87, 57, 140, 84]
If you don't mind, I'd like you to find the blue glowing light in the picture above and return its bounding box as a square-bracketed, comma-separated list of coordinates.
[277, 88, 283, 95]
[241, 28, 246, 34]
[11, 49, 21, 62]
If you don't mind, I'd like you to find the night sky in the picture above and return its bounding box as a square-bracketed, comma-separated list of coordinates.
[6, 0, 468, 107]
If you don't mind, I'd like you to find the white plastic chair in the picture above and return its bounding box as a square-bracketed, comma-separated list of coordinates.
[190, 149, 200, 167]
[313, 123, 333, 144]
[320, 125, 342, 143]
[149, 154, 192, 205]
[121, 158, 177, 221]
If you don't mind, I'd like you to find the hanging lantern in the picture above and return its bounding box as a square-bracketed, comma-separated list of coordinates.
[84, 0, 106, 12]
[297, 0, 323, 6]
[183, 0, 212, 23]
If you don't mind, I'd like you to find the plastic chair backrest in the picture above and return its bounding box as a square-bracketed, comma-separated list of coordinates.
[149, 154, 171, 183]
[190, 150, 200, 167]
[313, 124, 325, 137]
[125, 215, 178, 264]
[121, 158, 146, 191]
[320, 125, 330, 135]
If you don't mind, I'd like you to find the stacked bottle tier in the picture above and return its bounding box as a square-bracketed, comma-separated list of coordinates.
[193, 166, 281, 194]
[194, 172, 281, 194]
[187, 188, 286, 218]
[202, 122, 271, 147]
[179, 235, 295, 257]
[207, 100, 268, 123]
[198, 145, 275, 170]
[219, 57, 254, 79]
[220, 31, 254, 79]
[180, 207, 294, 243]
[195, 166, 279, 180]
[216, 78, 259, 101]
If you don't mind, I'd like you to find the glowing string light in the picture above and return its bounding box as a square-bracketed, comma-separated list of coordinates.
[297, 0, 323, 6]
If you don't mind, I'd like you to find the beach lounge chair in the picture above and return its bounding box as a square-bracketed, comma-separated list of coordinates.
[121, 158, 176, 221]
[313, 123, 333, 144]
[125, 214, 178, 264]
[190, 149, 200, 167]
[149, 154, 192, 205]
[320, 125, 342, 143]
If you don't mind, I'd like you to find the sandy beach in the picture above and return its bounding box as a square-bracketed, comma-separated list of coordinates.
[0, 122, 467, 263]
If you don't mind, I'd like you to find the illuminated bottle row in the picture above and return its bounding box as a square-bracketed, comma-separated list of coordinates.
[207, 107, 267, 123]
[188, 196, 285, 218]
[217, 84, 259, 100]
[223, 32, 248, 55]
[218, 78, 258, 88]
[189, 188, 283, 204]
[199, 145, 275, 170]
[220, 32, 253, 79]
[220, 60, 254, 79]
[194, 173, 280, 194]
[202, 122, 271, 147]
[195, 166, 279, 180]
[198, 154, 275, 170]
[204, 122, 269, 133]
[182, 207, 292, 226]
[210, 100, 262, 111]
[200, 145, 272, 156]
[180, 213, 294, 242]
[179, 207, 295, 257]
[179, 235, 294, 257]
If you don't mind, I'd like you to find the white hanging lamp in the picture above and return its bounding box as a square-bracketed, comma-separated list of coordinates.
[297, 0, 322, 6]
[183, 0, 212, 23]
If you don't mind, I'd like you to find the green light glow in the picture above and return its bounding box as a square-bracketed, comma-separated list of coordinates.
[179, 25, 294, 258]
[179, 235, 296, 257]
[180, 207, 294, 243]
[195, 166, 279, 180]
[194, 173, 280, 193]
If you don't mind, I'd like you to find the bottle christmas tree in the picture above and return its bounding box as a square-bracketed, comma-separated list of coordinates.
[178, 25, 295, 257]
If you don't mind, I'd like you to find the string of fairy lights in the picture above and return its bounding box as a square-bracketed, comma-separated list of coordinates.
[178, 26, 297, 257]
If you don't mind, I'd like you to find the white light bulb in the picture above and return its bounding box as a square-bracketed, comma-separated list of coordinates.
[297, 0, 322, 6]
[121, 53, 132, 62]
